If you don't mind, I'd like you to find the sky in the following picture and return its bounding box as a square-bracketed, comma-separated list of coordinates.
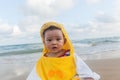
[0, 0, 120, 46]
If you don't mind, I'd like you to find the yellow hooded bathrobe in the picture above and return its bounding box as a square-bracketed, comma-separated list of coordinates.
[36, 22, 80, 80]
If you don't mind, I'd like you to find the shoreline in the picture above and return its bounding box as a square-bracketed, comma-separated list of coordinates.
[80, 50, 120, 60]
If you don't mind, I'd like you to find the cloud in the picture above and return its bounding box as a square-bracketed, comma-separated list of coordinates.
[6, 0, 76, 45]
[0, 22, 41, 46]
[85, 0, 102, 4]
[0, 20, 13, 35]
[95, 11, 116, 23]
[114, 0, 120, 21]
[24, 0, 75, 18]
[18, 16, 40, 33]
[0, 19, 39, 46]
[86, 11, 120, 38]
[68, 9, 120, 39]
[0, 20, 25, 38]
[11, 25, 23, 37]
[1, 0, 75, 42]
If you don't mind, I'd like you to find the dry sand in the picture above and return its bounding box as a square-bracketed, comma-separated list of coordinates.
[85, 58, 120, 80]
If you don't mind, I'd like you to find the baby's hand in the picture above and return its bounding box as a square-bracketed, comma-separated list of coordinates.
[72, 74, 80, 80]
[82, 77, 94, 80]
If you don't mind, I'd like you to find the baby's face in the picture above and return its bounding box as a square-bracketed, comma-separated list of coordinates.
[44, 29, 65, 53]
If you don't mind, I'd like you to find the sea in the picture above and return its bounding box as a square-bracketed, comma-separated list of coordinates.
[0, 36, 120, 63]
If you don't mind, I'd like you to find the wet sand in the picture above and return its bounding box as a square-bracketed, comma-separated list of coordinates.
[0, 63, 34, 80]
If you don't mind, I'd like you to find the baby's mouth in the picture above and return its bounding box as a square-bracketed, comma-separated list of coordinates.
[52, 47, 57, 50]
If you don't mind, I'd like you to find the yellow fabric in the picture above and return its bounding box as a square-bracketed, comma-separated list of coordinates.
[36, 22, 80, 80]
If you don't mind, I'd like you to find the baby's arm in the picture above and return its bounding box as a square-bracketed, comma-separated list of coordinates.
[82, 77, 94, 80]
[74, 54, 100, 80]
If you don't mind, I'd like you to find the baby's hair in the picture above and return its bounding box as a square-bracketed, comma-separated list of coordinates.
[43, 26, 61, 37]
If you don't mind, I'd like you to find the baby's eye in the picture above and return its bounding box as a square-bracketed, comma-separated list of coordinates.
[57, 38, 61, 41]
[47, 39, 52, 41]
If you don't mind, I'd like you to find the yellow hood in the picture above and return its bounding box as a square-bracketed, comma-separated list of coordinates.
[36, 22, 79, 80]
[40, 21, 74, 55]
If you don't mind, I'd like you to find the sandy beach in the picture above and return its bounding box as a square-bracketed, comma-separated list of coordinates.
[86, 58, 120, 80]
[1, 50, 120, 80]
[84, 50, 120, 80]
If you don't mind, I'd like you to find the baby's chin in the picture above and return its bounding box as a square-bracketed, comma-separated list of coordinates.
[51, 51, 59, 54]
[51, 49, 62, 53]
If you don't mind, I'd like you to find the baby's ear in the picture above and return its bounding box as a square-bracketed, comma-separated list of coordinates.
[43, 39, 45, 44]
[43, 41, 45, 43]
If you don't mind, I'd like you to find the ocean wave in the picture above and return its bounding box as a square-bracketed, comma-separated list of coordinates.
[0, 48, 43, 56]
[0, 36, 120, 56]
[73, 43, 91, 47]
[73, 36, 120, 46]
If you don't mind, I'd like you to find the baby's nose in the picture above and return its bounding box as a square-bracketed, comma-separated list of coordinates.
[52, 40, 57, 44]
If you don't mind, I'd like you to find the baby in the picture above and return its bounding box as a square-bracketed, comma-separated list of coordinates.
[27, 22, 100, 80]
